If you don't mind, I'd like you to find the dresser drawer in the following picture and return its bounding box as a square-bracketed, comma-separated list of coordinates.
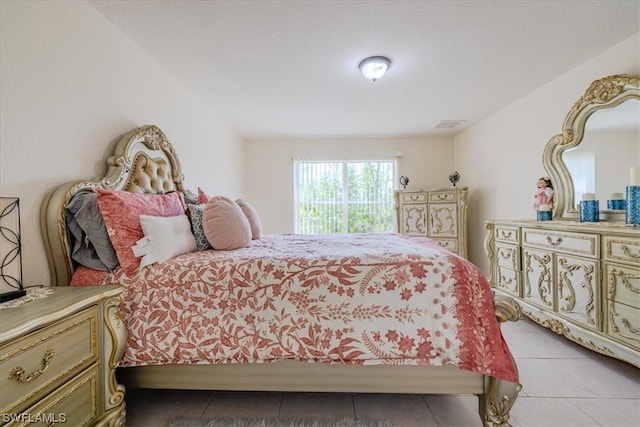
[0, 307, 98, 415]
[604, 263, 640, 309]
[495, 225, 520, 245]
[603, 235, 640, 265]
[3, 364, 99, 427]
[429, 191, 457, 203]
[432, 238, 458, 253]
[401, 193, 427, 203]
[522, 228, 598, 258]
[495, 264, 520, 297]
[606, 301, 640, 350]
[496, 243, 519, 270]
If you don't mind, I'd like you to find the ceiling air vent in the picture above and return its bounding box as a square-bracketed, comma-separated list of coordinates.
[435, 119, 466, 129]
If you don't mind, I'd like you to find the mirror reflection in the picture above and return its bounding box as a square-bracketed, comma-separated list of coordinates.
[562, 99, 640, 210]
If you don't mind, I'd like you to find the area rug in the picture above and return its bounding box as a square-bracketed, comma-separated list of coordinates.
[168, 417, 393, 427]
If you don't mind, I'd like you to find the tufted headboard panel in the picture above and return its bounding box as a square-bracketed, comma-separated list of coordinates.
[125, 152, 177, 194]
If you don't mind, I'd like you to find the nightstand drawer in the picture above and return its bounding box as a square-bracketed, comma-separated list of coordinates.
[522, 228, 598, 258]
[0, 307, 98, 415]
[4, 364, 99, 427]
[603, 235, 640, 265]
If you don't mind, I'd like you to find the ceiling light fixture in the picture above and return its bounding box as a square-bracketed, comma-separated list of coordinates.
[359, 56, 391, 82]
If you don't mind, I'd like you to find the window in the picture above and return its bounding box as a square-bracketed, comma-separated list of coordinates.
[294, 160, 397, 234]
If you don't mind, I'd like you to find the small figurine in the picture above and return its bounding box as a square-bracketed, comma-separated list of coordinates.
[400, 175, 409, 189]
[449, 171, 460, 187]
[533, 176, 554, 211]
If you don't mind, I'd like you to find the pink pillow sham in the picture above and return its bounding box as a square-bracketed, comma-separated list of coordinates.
[198, 188, 262, 240]
[94, 188, 185, 276]
[202, 196, 251, 250]
[235, 199, 262, 239]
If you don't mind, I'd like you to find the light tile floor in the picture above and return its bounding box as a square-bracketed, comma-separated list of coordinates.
[124, 318, 639, 426]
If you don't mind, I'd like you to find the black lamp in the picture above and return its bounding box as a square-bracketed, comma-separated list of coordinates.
[1, 197, 26, 302]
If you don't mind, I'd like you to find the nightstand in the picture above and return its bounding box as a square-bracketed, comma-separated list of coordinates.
[0, 285, 127, 426]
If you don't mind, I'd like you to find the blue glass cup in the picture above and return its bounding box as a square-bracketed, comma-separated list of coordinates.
[537, 210, 552, 221]
[607, 199, 626, 210]
[580, 200, 599, 222]
[626, 186, 640, 225]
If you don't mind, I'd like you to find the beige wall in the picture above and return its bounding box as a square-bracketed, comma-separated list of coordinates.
[453, 33, 640, 273]
[244, 137, 455, 233]
[0, 1, 244, 287]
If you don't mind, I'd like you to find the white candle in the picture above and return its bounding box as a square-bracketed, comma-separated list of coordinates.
[610, 192, 624, 200]
[582, 193, 596, 201]
[539, 204, 552, 211]
[631, 166, 640, 186]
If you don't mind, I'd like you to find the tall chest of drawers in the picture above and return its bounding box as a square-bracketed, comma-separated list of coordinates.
[486, 220, 639, 367]
[0, 285, 127, 426]
[394, 187, 468, 259]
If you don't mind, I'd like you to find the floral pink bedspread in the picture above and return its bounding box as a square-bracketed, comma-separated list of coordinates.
[72, 233, 517, 382]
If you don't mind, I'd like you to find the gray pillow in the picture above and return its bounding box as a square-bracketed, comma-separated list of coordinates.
[187, 203, 212, 251]
[65, 190, 119, 270]
[183, 190, 198, 206]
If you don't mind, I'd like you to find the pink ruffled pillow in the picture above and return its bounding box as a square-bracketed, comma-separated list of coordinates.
[202, 196, 251, 250]
[235, 199, 262, 240]
[94, 188, 185, 276]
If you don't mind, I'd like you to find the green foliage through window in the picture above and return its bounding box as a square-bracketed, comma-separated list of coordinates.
[294, 160, 396, 234]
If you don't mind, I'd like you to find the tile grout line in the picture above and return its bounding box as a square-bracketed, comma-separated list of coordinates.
[351, 394, 357, 420]
[277, 392, 285, 417]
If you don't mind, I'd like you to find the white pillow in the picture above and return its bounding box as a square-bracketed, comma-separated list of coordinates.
[136, 214, 197, 271]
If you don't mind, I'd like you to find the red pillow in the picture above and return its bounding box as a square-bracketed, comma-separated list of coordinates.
[94, 188, 185, 276]
[197, 187, 211, 204]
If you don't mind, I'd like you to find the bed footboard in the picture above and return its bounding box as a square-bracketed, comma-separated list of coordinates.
[480, 295, 523, 427]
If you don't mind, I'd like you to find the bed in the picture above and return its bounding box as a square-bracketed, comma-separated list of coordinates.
[40, 124, 522, 426]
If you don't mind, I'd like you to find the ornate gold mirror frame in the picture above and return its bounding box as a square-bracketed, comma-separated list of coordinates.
[542, 74, 640, 220]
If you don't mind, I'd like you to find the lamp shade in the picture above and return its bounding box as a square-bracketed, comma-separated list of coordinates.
[359, 56, 391, 81]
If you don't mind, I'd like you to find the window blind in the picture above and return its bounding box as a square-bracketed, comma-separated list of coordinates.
[293, 160, 397, 234]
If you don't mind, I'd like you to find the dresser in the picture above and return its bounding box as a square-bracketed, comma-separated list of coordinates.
[485, 220, 639, 367]
[0, 285, 127, 426]
[394, 187, 468, 258]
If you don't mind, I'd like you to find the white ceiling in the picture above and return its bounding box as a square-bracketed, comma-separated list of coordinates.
[90, 0, 640, 140]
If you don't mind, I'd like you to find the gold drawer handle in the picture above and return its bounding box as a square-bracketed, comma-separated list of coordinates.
[435, 194, 448, 200]
[8, 349, 55, 382]
[408, 195, 421, 201]
[546, 236, 563, 246]
[621, 245, 640, 259]
[500, 230, 513, 239]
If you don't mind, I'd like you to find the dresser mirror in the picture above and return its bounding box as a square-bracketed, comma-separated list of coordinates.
[542, 74, 640, 220]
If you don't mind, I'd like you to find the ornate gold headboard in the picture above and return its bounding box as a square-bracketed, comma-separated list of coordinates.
[41, 125, 189, 286]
